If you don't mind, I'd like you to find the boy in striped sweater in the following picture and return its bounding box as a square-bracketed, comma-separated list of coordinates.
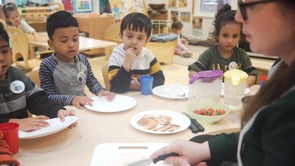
[40, 11, 115, 109]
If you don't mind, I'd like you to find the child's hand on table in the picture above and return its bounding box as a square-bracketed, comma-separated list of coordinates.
[98, 90, 116, 101]
[57, 108, 77, 128]
[72, 96, 93, 109]
[10, 115, 49, 132]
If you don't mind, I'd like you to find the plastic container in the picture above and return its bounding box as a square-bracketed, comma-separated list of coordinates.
[0, 122, 19, 154]
[140, 75, 153, 95]
[187, 101, 230, 124]
[223, 69, 248, 111]
[189, 70, 223, 103]
[260, 75, 268, 87]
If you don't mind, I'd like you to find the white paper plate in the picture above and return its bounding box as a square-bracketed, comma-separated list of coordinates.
[152, 84, 188, 99]
[220, 83, 250, 96]
[85, 95, 136, 113]
[19, 116, 78, 139]
[130, 110, 190, 134]
[90, 143, 169, 166]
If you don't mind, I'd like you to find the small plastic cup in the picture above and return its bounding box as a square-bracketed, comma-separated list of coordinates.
[260, 75, 268, 87]
[140, 75, 153, 95]
[0, 122, 19, 154]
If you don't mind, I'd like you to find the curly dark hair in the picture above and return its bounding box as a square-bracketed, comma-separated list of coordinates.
[211, 4, 241, 42]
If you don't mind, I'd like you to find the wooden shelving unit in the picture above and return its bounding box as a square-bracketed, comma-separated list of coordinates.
[147, 9, 168, 34]
[151, 20, 169, 34]
[20, 3, 64, 31]
[21, 3, 64, 23]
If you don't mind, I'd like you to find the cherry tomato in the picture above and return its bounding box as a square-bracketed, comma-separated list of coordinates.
[217, 109, 225, 115]
[193, 108, 226, 116]
[194, 109, 201, 114]
[200, 108, 206, 115]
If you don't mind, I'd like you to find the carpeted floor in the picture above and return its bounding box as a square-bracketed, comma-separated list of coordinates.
[172, 45, 208, 66]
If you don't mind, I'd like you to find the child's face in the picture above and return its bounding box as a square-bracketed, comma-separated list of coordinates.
[217, 23, 241, 52]
[48, 27, 80, 63]
[171, 28, 182, 35]
[0, 39, 12, 80]
[120, 27, 149, 55]
[7, 11, 21, 27]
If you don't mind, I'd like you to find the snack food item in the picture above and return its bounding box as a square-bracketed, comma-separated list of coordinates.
[138, 114, 158, 130]
[157, 114, 172, 125]
[152, 124, 180, 132]
[193, 108, 225, 116]
[137, 114, 180, 132]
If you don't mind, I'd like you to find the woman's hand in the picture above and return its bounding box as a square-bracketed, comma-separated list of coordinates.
[72, 96, 93, 109]
[10, 116, 49, 132]
[98, 90, 116, 101]
[151, 140, 211, 166]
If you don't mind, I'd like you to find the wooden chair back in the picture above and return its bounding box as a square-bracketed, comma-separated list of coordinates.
[104, 23, 121, 43]
[146, 39, 177, 65]
[6, 27, 31, 71]
[101, 63, 110, 90]
[26, 69, 40, 87]
[104, 23, 121, 60]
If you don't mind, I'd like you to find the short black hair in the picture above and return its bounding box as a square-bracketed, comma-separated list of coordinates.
[0, 22, 9, 44]
[120, 12, 152, 38]
[46, 11, 79, 39]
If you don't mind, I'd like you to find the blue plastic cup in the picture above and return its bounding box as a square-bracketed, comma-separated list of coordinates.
[140, 75, 153, 95]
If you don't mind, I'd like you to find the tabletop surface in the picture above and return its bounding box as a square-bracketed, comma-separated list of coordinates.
[14, 60, 260, 165]
[28, 32, 117, 51]
[15, 87, 258, 165]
